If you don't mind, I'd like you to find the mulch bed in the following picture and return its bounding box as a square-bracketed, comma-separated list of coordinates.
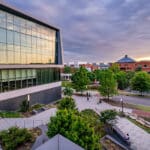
[132, 110, 150, 118]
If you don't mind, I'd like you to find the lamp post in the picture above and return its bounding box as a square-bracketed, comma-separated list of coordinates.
[120, 98, 123, 113]
[27, 94, 30, 111]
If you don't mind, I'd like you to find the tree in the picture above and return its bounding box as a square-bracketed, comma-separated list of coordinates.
[99, 69, 117, 100]
[131, 71, 150, 96]
[64, 66, 71, 73]
[100, 110, 117, 124]
[71, 66, 90, 94]
[109, 63, 120, 74]
[126, 71, 135, 87]
[58, 97, 76, 110]
[47, 109, 100, 150]
[87, 71, 96, 83]
[63, 87, 73, 97]
[115, 71, 128, 90]
[135, 65, 142, 72]
[94, 69, 103, 81]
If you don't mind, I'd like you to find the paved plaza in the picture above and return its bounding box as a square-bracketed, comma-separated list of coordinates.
[0, 93, 149, 150]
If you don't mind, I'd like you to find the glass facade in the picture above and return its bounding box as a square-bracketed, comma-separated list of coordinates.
[0, 10, 58, 64]
[0, 68, 60, 93]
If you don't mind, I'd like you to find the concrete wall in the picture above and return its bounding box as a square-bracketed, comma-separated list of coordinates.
[0, 86, 61, 111]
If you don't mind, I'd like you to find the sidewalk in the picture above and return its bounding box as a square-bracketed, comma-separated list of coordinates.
[116, 117, 150, 150]
[0, 108, 56, 131]
[73, 95, 132, 114]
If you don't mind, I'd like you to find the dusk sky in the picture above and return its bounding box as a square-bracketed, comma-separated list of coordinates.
[5, 0, 150, 63]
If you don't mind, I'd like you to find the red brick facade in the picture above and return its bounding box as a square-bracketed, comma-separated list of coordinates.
[117, 61, 150, 73]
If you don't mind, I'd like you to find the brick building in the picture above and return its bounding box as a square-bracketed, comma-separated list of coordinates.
[116, 55, 150, 73]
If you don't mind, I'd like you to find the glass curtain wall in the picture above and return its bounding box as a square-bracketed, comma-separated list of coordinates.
[0, 68, 60, 93]
[0, 10, 57, 64]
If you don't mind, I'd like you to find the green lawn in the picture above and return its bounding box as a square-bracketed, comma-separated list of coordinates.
[127, 117, 150, 133]
[0, 111, 22, 118]
[61, 81, 73, 88]
[131, 104, 150, 112]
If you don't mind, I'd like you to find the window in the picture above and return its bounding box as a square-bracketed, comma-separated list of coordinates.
[7, 30, 14, 44]
[0, 28, 6, 43]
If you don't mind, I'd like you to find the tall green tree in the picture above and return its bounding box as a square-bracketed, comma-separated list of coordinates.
[64, 66, 71, 73]
[99, 69, 117, 100]
[131, 71, 150, 96]
[109, 63, 120, 74]
[126, 71, 135, 87]
[71, 66, 90, 94]
[94, 69, 103, 81]
[87, 71, 96, 83]
[115, 71, 128, 90]
[47, 109, 100, 150]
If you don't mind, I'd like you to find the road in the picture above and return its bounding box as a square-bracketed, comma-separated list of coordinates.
[113, 95, 150, 106]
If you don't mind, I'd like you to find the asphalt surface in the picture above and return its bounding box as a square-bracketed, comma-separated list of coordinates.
[113, 95, 150, 106]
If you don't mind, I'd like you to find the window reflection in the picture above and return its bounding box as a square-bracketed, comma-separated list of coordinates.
[0, 10, 57, 64]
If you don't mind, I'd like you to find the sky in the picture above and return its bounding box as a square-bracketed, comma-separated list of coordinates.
[4, 0, 150, 63]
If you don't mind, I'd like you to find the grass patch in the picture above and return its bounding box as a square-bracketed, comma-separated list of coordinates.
[0, 111, 22, 118]
[127, 117, 150, 133]
[31, 103, 44, 110]
[62, 81, 72, 88]
[131, 104, 150, 112]
[119, 90, 150, 98]
[105, 99, 150, 112]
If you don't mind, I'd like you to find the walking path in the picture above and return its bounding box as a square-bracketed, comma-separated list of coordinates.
[73, 95, 132, 114]
[116, 117, 150, 150]
[0, 108, 56, 131]
[0, 92, 149, 150]
[73, 95, 150, 150]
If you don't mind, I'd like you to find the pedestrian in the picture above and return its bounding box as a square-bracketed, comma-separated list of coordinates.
[87, 96, 89, 101]
[126, 133, 130, 140]
[86, 92, 89, 101]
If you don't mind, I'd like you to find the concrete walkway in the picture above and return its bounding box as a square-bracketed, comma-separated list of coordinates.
[73, 95, 132, 114]
[0, 108, 56, 131]
[116, 117, 150, 150]
[73, 95, 150, 150]
[0, 92, 149, 150]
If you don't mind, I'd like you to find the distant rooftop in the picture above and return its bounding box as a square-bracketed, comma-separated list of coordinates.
[117, 55, 136, 63]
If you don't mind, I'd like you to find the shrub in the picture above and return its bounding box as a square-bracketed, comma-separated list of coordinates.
[0, 127, 32, 150]
[20, 100, 29, 112]
[58, 97, 76, 110]
[63, 87, 73, 97]
[100, 110, 117, 124]
[47, 109, 100, 150]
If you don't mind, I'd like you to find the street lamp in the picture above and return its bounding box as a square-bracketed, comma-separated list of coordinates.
[120, 98, 123, 113]
[27, 94, 30, 111]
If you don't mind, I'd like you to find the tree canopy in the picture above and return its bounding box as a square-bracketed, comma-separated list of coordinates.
[109, 63, 120, 74]
[115, 71, 128, 90]
[58, 97, 76, 110]
[131, 71, 150, 95]
[47, 109, 100, 150]
[99, 69, 117, 100]
[100, 110, 117, 124]
[71, 66, 90, 93]
[64, 66, 72, 73]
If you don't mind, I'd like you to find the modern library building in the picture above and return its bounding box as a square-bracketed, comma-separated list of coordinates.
[0, 1, 63, 110]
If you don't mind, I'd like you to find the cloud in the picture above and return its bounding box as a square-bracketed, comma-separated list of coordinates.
[5, 0, 150, 62]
